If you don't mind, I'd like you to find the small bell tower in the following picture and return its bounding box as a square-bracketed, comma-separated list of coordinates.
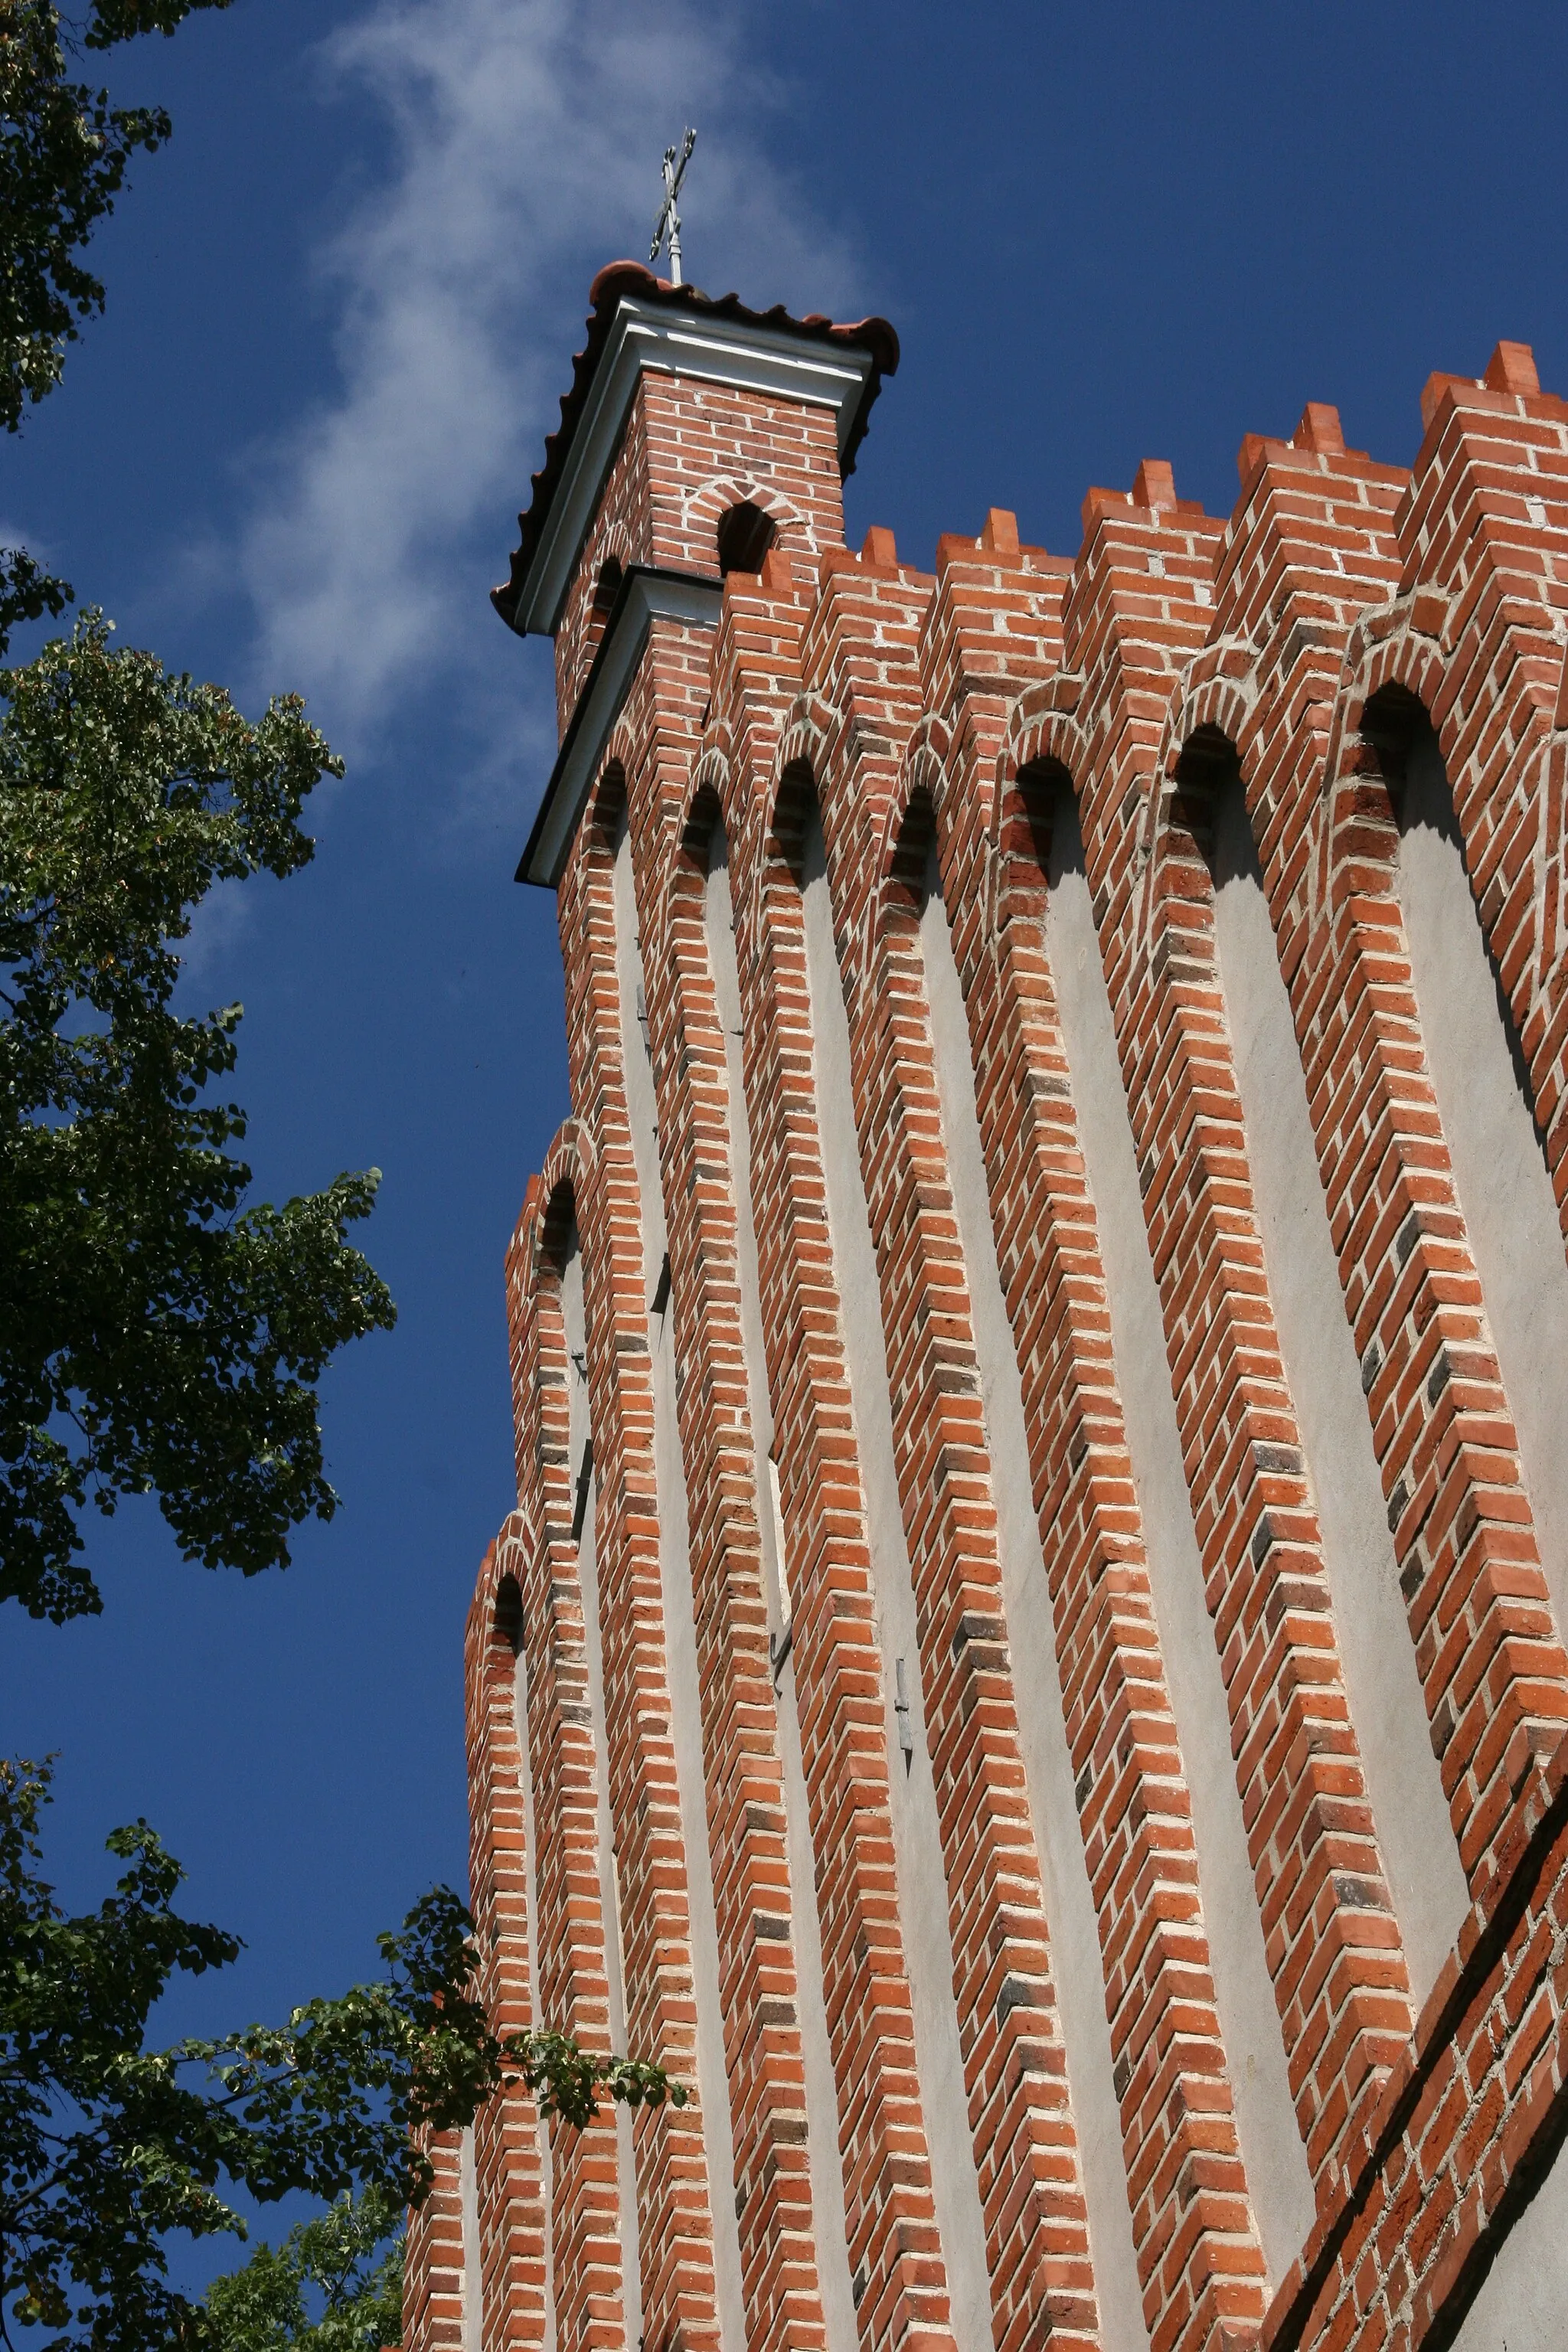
[492, 260, 898, 887]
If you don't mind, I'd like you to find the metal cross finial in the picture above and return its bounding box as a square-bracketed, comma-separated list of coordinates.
[649, 127, 696, 287]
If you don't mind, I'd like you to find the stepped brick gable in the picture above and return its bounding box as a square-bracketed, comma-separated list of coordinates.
[407, 261, 1568, 2352]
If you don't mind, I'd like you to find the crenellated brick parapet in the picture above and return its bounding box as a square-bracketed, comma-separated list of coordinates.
[405, 263, 1568, 2352]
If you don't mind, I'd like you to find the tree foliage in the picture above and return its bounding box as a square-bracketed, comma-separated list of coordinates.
[0, 0, 404, 1621]
[0, 1759, 684, 2351]
[202, 2190, 404, 2352]
[0, 0, 234, 435]
[0, 612, 397, 1622]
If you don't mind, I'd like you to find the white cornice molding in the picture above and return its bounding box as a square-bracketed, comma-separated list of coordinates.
[514, 296, 873, 638]
[519, 566, 723, 888]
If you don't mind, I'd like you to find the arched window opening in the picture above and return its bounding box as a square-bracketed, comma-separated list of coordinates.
[679, 779, 722, 873]
[995, 758, 1069, 921]
[887, 787, 936, 927]
[716, 500, 776, 578]
[768, 759, 818, 886]
[1174, 723, 1242, 879]
[587, 760, 627, 861]
[1360, 680, 1427, 796]
[495, 1573, 524, 1656]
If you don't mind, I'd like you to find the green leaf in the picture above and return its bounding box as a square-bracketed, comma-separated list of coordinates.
[0, 612, 397, 1620]
[0, 0, 237, 433]
[0, 1761, 686, 2350]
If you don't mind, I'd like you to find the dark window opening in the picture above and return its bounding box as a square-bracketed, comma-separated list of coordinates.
[1360, 681, 1427, 797]
[887, 786, 936, 920]
[1044, 766, 1087, 893]
[1173, 724, 1243, 880]
[1013, 758, 1078, 884]
[495, 1573, 524, 1657]
[1209, 763, 1265, 896]
[717, 501, 777, 578]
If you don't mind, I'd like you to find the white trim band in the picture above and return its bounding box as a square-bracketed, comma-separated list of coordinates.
[520, 566, 723, 887]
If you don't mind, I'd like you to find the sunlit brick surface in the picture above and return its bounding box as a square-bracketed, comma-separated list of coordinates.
[406, 283, 1568, 2352]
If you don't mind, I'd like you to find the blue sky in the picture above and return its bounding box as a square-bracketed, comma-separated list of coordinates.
[2, 0, 1565, 2292]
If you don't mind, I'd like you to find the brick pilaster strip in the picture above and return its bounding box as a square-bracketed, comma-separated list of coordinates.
[964, 761, 1267, 2350]
[466, 1538, 552, 2352]
[1262, 1740, 1568, 2351]
[859, 874, 1102, 2352]
[1192, 394, 1568, 1906]
[682, 550, 971, 2352]
[505, 1181, 629, 2352]
[1036, 488, 1410, 2194]
[897, 519, 1272, 2349]
[1292, 695, 1568, 1886]
[402, 2128, 467, 2352]
[629, 754, 831, 2352]
[557, 785, 724, 2352]
[1393, 361, 1568, 1229]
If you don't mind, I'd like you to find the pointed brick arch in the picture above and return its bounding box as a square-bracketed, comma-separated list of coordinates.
[682, 474, 814, 564]
[1141, 641, 1259, 957]
[669, 737, 748, 934]
[869, 723, 952, 953]
[466, 1510, 552, 2352]
[988, 692, 1093, 941]
[1318, 601, 1452, 925]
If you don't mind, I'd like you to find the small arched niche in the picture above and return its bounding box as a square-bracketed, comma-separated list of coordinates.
[495, 1570, 524, 1657]
[884, 782, 938, 936]
[766, 758, 818, 890]
[717, 499, 777, 578]
[995, 756, 1070, 922]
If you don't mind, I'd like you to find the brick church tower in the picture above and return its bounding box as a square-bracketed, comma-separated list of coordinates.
[403, 264, 1568, 2352]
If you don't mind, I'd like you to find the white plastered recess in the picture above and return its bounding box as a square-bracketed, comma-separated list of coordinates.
[1210, 775, 1467, 2007]
[917, 841, 1149, 2352]
[1045, 787, 1315, 2282]
[799, 805, 992, 2352]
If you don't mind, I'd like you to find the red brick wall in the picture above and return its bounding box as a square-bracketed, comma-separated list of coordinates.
[405, 312, 1568, 2352]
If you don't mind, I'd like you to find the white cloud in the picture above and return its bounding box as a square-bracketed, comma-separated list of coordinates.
[236, 0, 863, 775]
